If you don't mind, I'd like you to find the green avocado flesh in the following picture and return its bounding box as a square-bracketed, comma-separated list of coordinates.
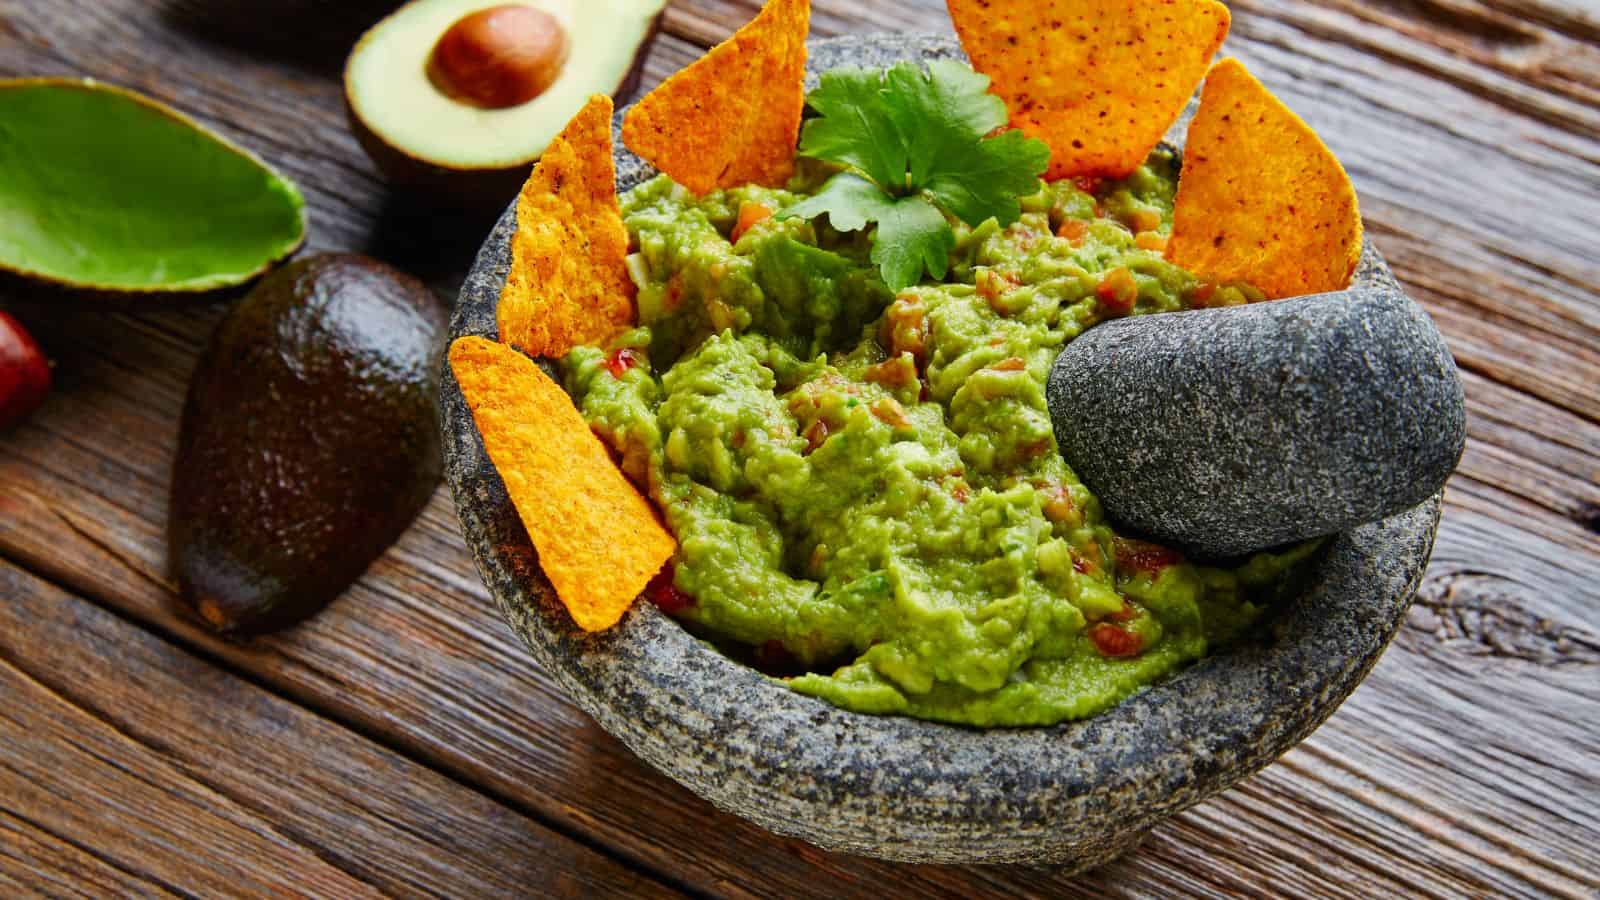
[562, 151, 1316, 727]
[0, 79, 305, 291]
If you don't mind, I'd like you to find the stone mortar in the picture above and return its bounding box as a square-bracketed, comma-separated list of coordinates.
[440, 33, 1442, 869]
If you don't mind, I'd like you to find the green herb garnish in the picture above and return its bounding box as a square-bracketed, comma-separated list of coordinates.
[780, 60, 1050, 291]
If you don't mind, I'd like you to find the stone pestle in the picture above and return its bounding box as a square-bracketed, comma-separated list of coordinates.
[1045, 287, 1465, 559]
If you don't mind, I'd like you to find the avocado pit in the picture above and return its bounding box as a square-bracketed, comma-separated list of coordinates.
[428, 5, 570, 109]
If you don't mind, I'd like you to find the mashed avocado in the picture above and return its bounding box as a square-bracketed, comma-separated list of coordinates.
[561, 149, 1314, 727]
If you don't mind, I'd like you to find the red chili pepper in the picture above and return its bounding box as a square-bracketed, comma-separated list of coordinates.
[0, 311, 51, 432]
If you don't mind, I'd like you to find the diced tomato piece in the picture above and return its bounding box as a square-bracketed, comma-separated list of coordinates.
[645, 567, 694, 615]
[732, 202, 774, 242]
[977, 268, 1023, 308]
[1095, 267, 1138, 315]
[863, 354, 918, 390]
[602, 347, 642, 378]
[1073, 176, 1102, 195]
[992, 356, 1027, 372]
[1041, 484, 1078, 525]
[1055, 218, 1089, 245]
[1089, 623, 1145, 658]
[870, 397, 912, 430]
[880, 295, 928, 363]
[1189, 280, 1218, 308]
[1126, 208, 1162, 234]
[803, 419, 830, 453]
[1135, 231, 1168, 253]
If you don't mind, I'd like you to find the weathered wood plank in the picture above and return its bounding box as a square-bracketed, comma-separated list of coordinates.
[2, 0, 1598, 897]
[0, 561, 684, 899]
[0, 810, 175, 900]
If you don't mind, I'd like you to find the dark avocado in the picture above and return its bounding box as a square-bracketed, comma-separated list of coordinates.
[170, 253, 447, 636]
[343, 0, 668, 212]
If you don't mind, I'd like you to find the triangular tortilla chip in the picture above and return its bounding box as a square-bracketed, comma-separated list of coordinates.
[498, 94, 634, 358]
[622, 0, 808, 194]
[1168, 59, 1363, 299]
[948, 0, 1229, 179]
[449, 336, 675, 632]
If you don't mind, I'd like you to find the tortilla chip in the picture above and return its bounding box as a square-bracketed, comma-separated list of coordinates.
[949, 0, 1229, 179]
[622, 0, 808, 194]
[449, 336, 675, 632]
[498, 94, 634, 359]
[1167, 59, 1363, 299]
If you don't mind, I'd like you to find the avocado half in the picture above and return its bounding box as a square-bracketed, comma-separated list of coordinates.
[0, 78, 306, 294]
[345, 0, 667, 209]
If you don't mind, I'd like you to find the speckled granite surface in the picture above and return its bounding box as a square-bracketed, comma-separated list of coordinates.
[439, 34, 1441, 868]
[1048, 269, 1464, 558]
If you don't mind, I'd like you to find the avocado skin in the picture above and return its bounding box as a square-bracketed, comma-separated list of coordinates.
[171, 253, 447, 636]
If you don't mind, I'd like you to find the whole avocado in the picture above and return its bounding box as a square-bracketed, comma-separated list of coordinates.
[170, 253, 446, 636]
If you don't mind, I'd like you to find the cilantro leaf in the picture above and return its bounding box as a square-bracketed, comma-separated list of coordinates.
[782, 173, 953, 290]
[870, 193, 956, 290]
[923, 128, 1052, 229]
[797, 68, 907, 192]
[782, 171, 889, 233]
[883, 59, 1008, 187]
[782, 60, 1049, 290]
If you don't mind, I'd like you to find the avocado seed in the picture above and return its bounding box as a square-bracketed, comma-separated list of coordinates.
[428, 5, 571, 109]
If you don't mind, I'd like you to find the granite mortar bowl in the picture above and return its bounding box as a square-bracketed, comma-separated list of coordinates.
[441, 34, 1442, 868]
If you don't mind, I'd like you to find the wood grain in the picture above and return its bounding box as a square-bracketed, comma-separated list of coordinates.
[0, 810, 176, 900]
[1, 0, 1597, 897]
[0, 560, 682, 899]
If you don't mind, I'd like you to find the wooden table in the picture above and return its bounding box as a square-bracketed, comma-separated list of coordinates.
[2, 1, 1596, 896]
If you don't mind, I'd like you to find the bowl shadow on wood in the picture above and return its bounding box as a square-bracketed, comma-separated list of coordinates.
[440, 33, 1442, 868]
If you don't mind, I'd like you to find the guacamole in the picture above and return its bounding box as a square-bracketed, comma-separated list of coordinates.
[561, 149, 1313, 727]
